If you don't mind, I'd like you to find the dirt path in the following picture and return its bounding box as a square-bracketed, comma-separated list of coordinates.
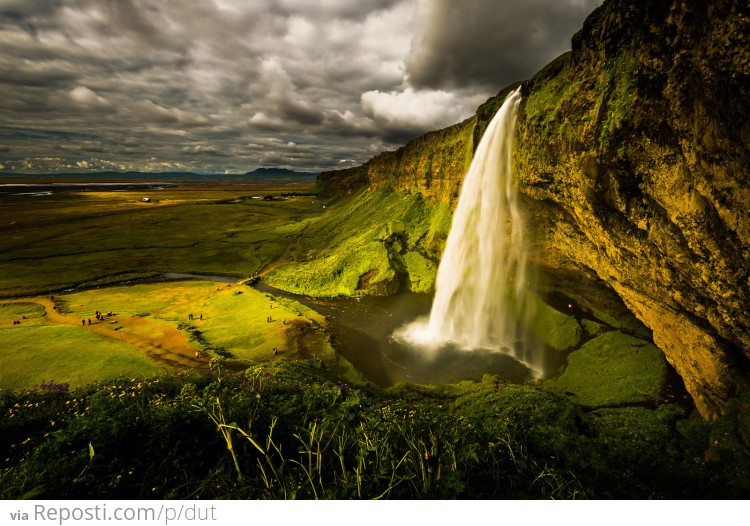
[1, 297, 207, 369]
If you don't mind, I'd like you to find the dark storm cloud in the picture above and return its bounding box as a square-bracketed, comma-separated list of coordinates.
[0, 0, 62, 19]
[0, 0, 599, 174]
[406, 0, 601, 91]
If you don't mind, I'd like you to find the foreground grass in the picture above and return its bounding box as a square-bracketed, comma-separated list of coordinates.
[1, 362, 748, 499]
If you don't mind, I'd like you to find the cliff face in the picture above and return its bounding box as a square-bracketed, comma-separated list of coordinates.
[316, 0, 750, 418]
[319, 118, 477, 204]
[514, 0, 750, 419]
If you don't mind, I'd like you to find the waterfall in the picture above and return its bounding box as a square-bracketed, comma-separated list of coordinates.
[398, 87, 542, 378]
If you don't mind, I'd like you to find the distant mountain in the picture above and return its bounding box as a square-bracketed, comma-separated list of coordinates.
[245, 167, 319, 178]
[1, 168, 319, 183]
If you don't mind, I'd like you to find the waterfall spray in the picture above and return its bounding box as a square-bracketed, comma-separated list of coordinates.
[397, 88, 542, 377]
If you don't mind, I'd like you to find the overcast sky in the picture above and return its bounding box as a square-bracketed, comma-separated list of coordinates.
[0, 0, 600, 175]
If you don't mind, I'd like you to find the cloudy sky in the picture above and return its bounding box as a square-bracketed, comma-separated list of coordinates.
[0, 0, 600, 175]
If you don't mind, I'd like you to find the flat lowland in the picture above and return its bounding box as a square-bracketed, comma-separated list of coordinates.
[0, 184, 361, 390]
[0, 184, 318, 297]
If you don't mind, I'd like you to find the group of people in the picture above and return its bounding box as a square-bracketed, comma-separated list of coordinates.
[187, 313, 203, 321]
[81, 310, 114, 326]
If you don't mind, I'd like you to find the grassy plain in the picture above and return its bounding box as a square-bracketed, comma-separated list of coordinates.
[0, 319, 163, 390]
[0, 185, 319, 297]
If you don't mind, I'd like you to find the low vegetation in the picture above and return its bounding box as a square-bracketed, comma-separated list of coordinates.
[2, 184, 749, 500]
[0, 187, 320, 297]
[2, 363, 749, 499]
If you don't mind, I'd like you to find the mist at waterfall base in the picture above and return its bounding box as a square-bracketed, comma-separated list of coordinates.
[395, 88, 547, 381]
[254, 284, 544, 386]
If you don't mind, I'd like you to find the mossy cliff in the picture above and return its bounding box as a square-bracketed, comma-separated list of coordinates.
[318, 118, 477, 204]
[514, 0, 750, 419]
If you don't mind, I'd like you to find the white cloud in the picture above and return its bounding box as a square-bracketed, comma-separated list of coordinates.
[133, 100, 209, 126]
[48, 85, 113, 112]
[249, 112, 287, 130]
[361, 87, 468, 131]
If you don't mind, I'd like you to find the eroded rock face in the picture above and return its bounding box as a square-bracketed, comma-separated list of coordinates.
[513, 0, 750, 418]
[316, 0, 749, 418]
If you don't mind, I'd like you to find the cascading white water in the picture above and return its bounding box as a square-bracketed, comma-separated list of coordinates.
[397, 88, 542, 377]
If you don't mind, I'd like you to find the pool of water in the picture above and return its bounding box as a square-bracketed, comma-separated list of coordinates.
[253, 283, 544, 387]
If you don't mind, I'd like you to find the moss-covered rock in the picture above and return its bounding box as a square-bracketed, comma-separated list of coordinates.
[580, 318, 605, 338]
[265, 188, 449, 297]
[529, 294, 582, 352]
[547, 330, 667, 407]
[403, 251, 437, 293]
[512, 0, 750, 417]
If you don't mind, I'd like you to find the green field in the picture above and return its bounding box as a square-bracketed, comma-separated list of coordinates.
[0, 323, 163, 390]
[0, 185, 359, 390]
[0, 186, 321, 296]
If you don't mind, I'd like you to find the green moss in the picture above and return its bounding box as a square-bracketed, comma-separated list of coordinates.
[598, 50, 638, 152]
[580, 318, 605, 337]
[547, 330, 667, 407]
[266, 187, 450, 297]
[530, 293, 582, 351]
[403, 251, 437, 293]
